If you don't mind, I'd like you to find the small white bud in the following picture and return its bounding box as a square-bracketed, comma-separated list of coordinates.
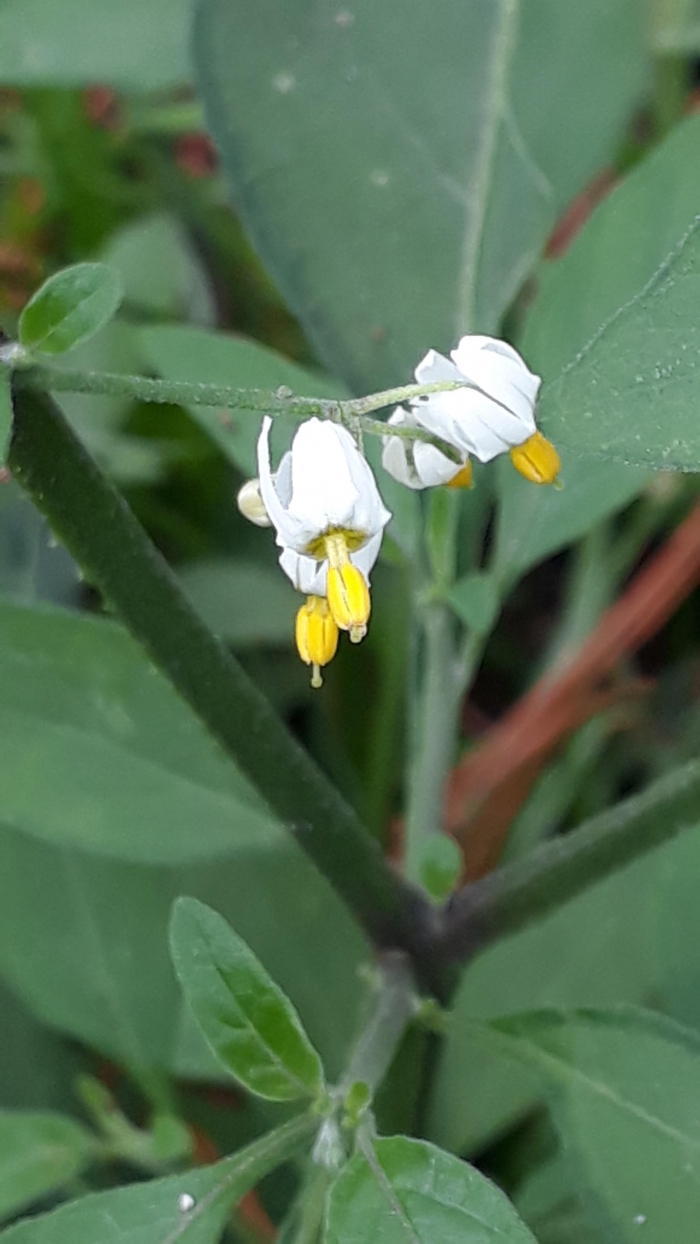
[236, 478, 271, 527]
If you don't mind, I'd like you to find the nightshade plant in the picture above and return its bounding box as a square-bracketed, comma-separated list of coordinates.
[5, 3, 700, 1244]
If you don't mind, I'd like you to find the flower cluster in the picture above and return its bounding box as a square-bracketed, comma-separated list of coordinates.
[237, 335, 558, 686]
[382, 335, 560, 489]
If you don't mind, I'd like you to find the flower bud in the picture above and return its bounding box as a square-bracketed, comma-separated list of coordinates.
[236, 478, 271, 526]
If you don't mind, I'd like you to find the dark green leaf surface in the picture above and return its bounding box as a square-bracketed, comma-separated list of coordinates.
[19, 265, 123, 357]
[170, 899, 324, 1101]
[479, 1007, 700, 1244]
[0, 0, 192, 90]
[0, 601, 277, 863]
[0, 822, 368, 1079]
[195, 0, 647, 390]
[526, 114, 700, 468]
[428, 848, 660, 1155]
[326, 1136, 536, 1243]
[0, 1112, 314, 1244]
[493, 451, 649, 584]
[178, 559, 297, 646]
[0, 1112, 94, 1222]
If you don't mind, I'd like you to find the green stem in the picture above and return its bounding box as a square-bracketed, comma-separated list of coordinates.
[437, 758, 700, 964]
[15, 366, 465, 459]
[340, 951, 416, 1096]
[404, 601, 462, 884]
[10, 384, 451, 997]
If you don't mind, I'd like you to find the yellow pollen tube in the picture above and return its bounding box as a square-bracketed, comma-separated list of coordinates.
[509, 431, 561, 486]
[327, 563, 371, 642]
[295, 595, 339, 688]
[445, 461, 473, 490]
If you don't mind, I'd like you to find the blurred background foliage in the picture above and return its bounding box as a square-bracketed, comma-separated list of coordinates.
[4, 1, 700, 1240]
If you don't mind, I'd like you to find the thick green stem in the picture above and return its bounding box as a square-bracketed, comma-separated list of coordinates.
[9, 384, 452, 995]
[437, 758, 700, 964]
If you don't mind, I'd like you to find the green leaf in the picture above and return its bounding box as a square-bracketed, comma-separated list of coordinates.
[179, 559, 298, 646]
[526, 113, 700, 469]
[326, 1136, 536, 1243]
[0, 0, 191, 90]
[170, 898, 325, 1101]
[138, 324, 348, 476]
[428, 850, 662, 1155]
[493, 451, 649, 584]
[0, 820, 369, 1078]
[0, 600, 278, 863]
[0, 1112, 315, 1244]
[0, 1112, 94, 1222]
[477, 1007, 700, 1243]
[194, 0, 647, 391]
[19, 265, 123, 357]
[0, 984, 84, 1114]
[448, 572, 499, 634]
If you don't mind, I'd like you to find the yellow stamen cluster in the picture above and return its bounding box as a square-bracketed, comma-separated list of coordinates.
[295, 595, 338, 689]
[509, 431, 561, 486]
[294, 528, 373, 687]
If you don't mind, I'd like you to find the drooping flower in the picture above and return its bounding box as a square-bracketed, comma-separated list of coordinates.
[381, 406, 472, 491]
[388, 335, 560, 486]
[254, 416, 391, 686]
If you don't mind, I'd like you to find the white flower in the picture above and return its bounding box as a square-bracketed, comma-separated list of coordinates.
[253, 416, 391, 685]
[257, 416, 390, 555]
[381, 406, 471, 490]
[393, 335, 559, 485]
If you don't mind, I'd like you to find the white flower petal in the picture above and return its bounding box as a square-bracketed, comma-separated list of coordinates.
[287, 419, 360, 532]
[279, 547, 327, 595]
[413, 440, 464, 485]
[351, 530, 383, 582]
[414, 348, 464, 387]
[257, 417, 307, 548]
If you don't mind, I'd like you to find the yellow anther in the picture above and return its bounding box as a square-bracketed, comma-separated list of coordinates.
[445, 461, 473, 490]
[327, 563, 371, 641]
[509, 431, 561, 485]
[295, 596, 338, 688]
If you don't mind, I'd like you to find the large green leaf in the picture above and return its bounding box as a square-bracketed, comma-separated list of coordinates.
[0, 601, 278, 863]
[194, 0, 647, 391]
[493, 450, 649, 584]
[0, 1112, 94, 1222]
[0, 0, 192, 90]
[0, 821, 368, 1080]
[326, 1136, 536, 1244]
[170, 898, 325, 1101]
[526, 114, 700, 468]
[0, 984, 83, 1114]
[428, 848, 662, 1155]
[479, 1007, 700, 1244]
[0, 1113, 314, 1244]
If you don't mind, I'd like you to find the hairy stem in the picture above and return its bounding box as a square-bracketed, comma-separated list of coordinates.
[10, 383, 452, 996]
[437, 758, 700, 964]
